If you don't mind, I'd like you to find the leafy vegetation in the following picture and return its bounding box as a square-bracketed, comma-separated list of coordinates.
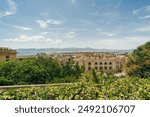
[125, 41, 150, 78]
[0, 56, 82, 85]
[0, 72, 149, 100]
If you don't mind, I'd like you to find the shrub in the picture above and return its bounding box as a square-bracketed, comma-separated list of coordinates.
[0, 77, 13, 86]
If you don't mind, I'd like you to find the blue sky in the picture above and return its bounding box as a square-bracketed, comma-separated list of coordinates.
[0, 0, 150, 49]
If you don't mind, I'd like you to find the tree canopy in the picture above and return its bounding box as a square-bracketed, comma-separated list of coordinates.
[125, 41, 150, 78]
[0, 56, 83, 85]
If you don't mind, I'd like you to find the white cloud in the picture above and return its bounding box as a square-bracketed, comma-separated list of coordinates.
[134, 26, 150, 32]
[0, 22, 32, 31]
[96, 36, 150, 49]
[3, 34, 63, 44]
[54, 12, 67, 21]
[94, 10, 120, 19]
[103, 32, 116, 37]
[66, 32, 76, 38]
[0, 0, 17, 17]
[36, 19, 63, 28]
[40, 32, 49, 35]
[96, 28, 102, 31]
[4, 35, 45, 42]
[97, 29, 116, 37]
[70, 0, 76, 4]
[133, 5, 150, 19]
[46, 39, 63, 44]
[36, 20, 48, 28]
[139, 15, 150, 19]
[14, 25, 32, 31]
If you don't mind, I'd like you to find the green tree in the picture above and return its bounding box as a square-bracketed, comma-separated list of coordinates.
[61, 61, 83, 78]
[11, 59, 49, 84]
[92, 69, 99, 84]
[35, 56, 61, 82]
[0, 60, 17, 78]
[125, 41, 150, 78]
[73, 62, 82, 78]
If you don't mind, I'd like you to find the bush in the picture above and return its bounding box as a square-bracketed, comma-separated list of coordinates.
[51, 76, 78, 83]
[0, 75, 149, 100]
[98, 77, 150, 100]
[0, 77, 13, 86]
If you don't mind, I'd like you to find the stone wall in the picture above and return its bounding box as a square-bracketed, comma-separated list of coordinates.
[0, 48, 17, 61]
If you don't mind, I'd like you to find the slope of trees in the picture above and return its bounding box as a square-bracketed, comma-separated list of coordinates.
[125, 41, 150, 78]
[0, 56, 83, 85]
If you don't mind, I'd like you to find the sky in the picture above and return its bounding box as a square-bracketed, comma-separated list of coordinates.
[0, 0, 150, 49]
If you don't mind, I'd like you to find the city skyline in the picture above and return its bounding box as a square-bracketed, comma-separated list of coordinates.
[0, 0, 150, 49]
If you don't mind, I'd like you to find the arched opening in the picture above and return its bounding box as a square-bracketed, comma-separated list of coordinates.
[88, 62, 91, 65]
[99, 62, 103, 65]
[95, 62, 98, 65]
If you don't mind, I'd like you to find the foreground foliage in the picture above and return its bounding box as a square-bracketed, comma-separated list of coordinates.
[0, 72, 149, 100]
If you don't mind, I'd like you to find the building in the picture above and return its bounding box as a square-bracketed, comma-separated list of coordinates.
[14, 51, 126, 73]
[0, 47, 17, 61]
[75, 53, 126, 73]
[53, 52, 126, 73]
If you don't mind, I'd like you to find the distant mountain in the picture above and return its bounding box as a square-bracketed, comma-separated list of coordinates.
[16, 48, 133, 56]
